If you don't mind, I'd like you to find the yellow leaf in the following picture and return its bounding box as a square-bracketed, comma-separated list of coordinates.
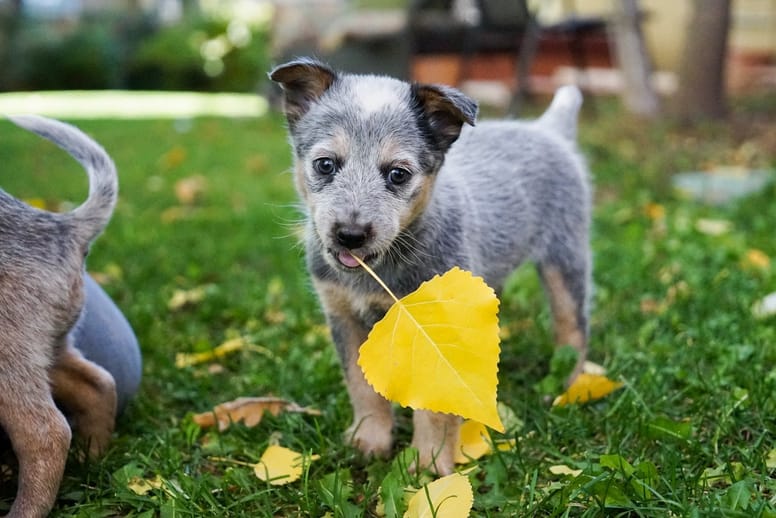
[548, 465, 582, 477]
[192, 396, 321, 431]
[127, 475, 164, 495]
[454, 421, 491, 464]
[741, 248, 770, 271]
[553, 373, 624, 406]
[357, 266, 503, 432]
[159, 145, 187, 169]
[454, 420, 515, 464]
[643, 202, 665, 221]
[175, 336, 247, 368]
[23, 197, 47, 209]
[404, 472, 473, 518]
[253, 445, 320, 485]
[168, 286, 208, 311]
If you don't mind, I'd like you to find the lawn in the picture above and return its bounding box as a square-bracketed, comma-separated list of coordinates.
[1, 93, 775, 516]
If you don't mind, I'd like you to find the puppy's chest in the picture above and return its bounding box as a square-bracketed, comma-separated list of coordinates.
[315, 279, 394, 329]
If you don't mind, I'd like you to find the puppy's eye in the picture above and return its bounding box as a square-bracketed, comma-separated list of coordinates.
[387, 167, 410, 185]
[313, 157, 337, 176]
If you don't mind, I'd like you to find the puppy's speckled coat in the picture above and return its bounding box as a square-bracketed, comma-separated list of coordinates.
[271, 59, 592, 475]
[1, 116, 118, 518]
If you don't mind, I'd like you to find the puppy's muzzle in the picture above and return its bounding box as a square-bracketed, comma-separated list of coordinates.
[332, 222, 376, 268]
[335, 223, 372, 250]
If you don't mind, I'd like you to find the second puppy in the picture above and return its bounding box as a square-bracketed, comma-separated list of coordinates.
[1, 116, 118, 518]
[271, 59, 592, 475]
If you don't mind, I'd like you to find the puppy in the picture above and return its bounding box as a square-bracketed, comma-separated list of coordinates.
[270, 59, 592, 475]
[1, 116, 118, 518]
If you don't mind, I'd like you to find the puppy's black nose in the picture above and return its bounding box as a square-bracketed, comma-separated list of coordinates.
[335, 224, 371, 249]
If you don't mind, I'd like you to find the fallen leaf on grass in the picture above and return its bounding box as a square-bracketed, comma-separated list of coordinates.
[553, 373, 624, 406]
[175, 336, 249, 368]
[404, 472, 473, 518]
[159, 145, 187, 169]
[549, 465, 582, 477]
[700, 462, 746, 488]
[168, 286, 208, 311]
[23, 197, 48, 210]
[643, 202, 665, 221]
[454, 420, 515, 464]
[254, 445, 320, 485]
[740, 249, 770, 271]
[89, 263, 124, 285]
[192, 396, 321, 431]
[356, 261, 504, 432]
[174, 175, 207, 205]
[127, 475, 164, 495]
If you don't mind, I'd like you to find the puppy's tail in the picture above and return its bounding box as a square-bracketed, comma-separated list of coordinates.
[9, 114, 118, 242]
[535, 85, 583, 142]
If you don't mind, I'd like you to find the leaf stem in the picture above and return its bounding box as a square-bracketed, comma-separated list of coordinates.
[209, 456, 256, 468]
[351, 254, 400, 304]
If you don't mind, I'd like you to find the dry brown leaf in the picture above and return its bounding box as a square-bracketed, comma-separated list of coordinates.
[174, 175, 207, 205]
[193, 396, 321, 431]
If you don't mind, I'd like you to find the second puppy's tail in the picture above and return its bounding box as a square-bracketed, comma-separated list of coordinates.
[535, 85, 583, 142]
[8, 115, 118, 243]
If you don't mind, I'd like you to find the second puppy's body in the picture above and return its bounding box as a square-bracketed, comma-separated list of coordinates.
[271, 59, 591, 475]
[1, 116, 118, 517]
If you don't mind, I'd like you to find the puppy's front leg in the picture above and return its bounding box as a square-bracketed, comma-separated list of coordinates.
[317, 282, 394, 458]
[50, 344, 117, 458]
[332, 314, 394, 457]
[411, 410, 460, 475]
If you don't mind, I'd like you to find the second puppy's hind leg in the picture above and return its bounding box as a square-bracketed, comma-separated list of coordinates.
[537, 251, 590, 383]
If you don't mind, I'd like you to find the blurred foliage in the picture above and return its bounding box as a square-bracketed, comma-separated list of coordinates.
[7, 21, 121, 90]
[126, 16, 269, 92]
[2, 12, 270, 93]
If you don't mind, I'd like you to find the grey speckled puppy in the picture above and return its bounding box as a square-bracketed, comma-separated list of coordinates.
[270, 58, 592, 475]
[0, 116, 118, 518]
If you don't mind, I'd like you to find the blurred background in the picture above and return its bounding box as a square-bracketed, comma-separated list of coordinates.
[0, 0, 773, 120]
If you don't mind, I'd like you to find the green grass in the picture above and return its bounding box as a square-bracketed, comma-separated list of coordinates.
[1, 96, 775, 517]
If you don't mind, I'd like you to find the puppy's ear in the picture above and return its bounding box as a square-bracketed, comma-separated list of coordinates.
[269, 58, 337, 128]
[413, 84, 478, 151]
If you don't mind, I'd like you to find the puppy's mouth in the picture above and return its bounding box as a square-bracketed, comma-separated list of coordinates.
[332, 249, 377, 269]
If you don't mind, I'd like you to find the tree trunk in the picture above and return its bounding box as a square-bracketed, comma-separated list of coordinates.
[610, 0, 660, 117]
[673, 0, 731, 121]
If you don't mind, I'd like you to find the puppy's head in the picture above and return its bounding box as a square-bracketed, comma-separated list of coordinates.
[270, 58, 477, 271]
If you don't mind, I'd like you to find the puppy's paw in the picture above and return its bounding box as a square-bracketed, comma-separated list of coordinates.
[410, 410, 460, 475]
[411, 437, 456, 476]
[344, 415, 393, 458]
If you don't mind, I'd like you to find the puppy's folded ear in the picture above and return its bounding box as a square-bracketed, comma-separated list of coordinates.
[412, 84, 478, 151]
[269, 58, 337, 128]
